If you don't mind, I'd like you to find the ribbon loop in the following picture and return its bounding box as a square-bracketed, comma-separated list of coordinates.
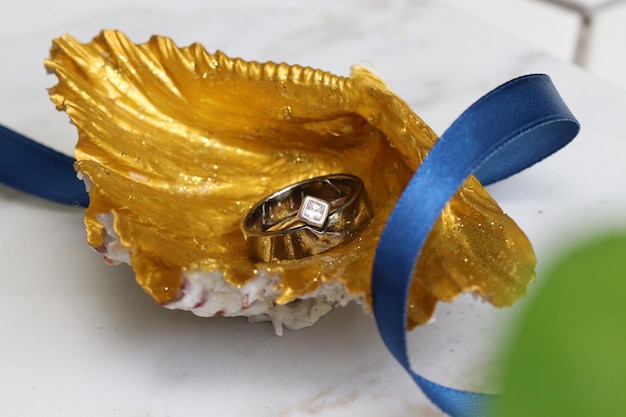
[372, 74, 579, 416]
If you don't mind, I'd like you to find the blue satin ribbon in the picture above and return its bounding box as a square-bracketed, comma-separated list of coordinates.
[372, 73, 579, 416]
[0, 74, 579, 416]
[0, 123, 88, 206]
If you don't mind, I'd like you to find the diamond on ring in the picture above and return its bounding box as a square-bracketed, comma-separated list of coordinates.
[297, 195, 331, 228]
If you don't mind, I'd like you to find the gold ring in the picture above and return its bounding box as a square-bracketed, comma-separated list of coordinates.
[242, 174, 373, 263]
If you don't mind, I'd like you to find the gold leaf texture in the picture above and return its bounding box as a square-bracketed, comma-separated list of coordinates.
[46, 30, 536, 328]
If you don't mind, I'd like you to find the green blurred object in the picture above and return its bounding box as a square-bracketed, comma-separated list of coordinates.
[496, 233, 626, 417]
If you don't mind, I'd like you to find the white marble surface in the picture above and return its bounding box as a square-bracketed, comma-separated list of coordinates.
[442, 0, 626, 90]
[586, 1, 626, 86]
[544, 0, 622, 10]
[2, 1, 626, 416]
[441, 0, 581, 61]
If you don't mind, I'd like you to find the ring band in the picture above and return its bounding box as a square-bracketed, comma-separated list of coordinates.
[242, 174, 373, 262]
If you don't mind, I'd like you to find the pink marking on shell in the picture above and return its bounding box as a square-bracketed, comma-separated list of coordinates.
[192, 290, 208, 309]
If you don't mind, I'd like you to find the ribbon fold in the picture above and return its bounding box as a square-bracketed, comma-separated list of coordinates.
[372, 74, 579, 416]
[0, 74, 579, 417]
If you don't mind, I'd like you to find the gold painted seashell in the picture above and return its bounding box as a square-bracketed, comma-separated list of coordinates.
[45, 30, 535, 333]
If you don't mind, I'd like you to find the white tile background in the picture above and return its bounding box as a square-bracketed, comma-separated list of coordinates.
[441, 0, 626, 90]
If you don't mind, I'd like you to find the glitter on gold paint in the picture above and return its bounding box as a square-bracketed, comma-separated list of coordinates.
[46, 30, 535, 328]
